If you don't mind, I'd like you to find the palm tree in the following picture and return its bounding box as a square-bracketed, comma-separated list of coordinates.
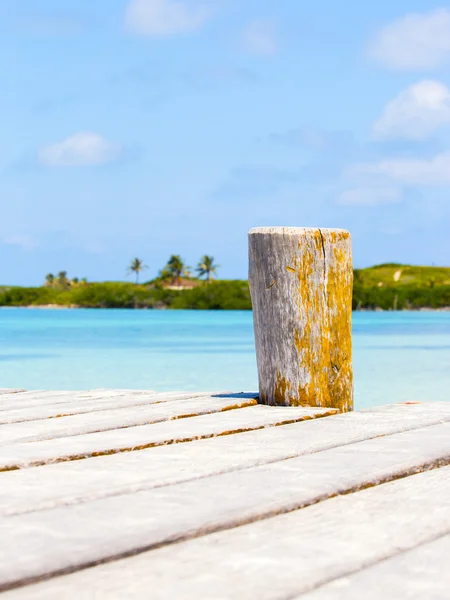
[163, 255, 191, 285]
[57, 271, 69, 289]
[128, 258, 147, 284]
[45, 273, 55, 287]
[196, 255, 219, 282]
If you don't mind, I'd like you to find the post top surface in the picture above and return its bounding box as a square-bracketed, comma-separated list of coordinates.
[249, 227, 350, 236]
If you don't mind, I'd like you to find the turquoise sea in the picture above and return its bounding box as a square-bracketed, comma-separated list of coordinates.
[0, 308, 448, 409]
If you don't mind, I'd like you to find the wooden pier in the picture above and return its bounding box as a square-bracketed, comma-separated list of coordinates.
[1, 388, 450, 598]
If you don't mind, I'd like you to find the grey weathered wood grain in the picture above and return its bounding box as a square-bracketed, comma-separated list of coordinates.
[0, 427, 449, 591]
[0, 395, 259, 444]
[0, 390, 154, 412]
[0, 391, 160, 422]
[0, 390, 77, 410]
[0, 405, 336, 471]
[2, 464, 450, 597]
[2, 403, 450, 516]
[298, 534, 450, 599]
[249, 227, 353, 411]
[0, 390, 220, 416]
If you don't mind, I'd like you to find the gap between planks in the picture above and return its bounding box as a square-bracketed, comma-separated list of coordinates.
[2, 462, 450, 597]
[2, 403, 450, 516]
[0, 405, 337, 472]
[0, 395, 262, 445]
[0, 390, 240, 422]
[1, 422, 450, 592]
[296, 532, 450, 600]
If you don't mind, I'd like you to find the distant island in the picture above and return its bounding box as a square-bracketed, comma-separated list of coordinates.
[0, 259, 449, 310]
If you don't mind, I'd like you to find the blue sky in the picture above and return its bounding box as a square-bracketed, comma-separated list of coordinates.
[1, 0, 450, 284]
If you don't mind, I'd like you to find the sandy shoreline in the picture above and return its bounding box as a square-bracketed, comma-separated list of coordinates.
[0, 305, 449, 312]
[23, 304, 80, 309]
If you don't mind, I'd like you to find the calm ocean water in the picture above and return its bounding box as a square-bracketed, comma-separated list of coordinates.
[0, 308, 448, 409]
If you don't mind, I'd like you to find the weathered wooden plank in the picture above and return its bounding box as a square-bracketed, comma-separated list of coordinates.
[2, 403, 450, 516]
[0, 389, 26, 396]
[0, 396, 259, 444]
[0, 390, 219, 415]
[4, 467, 450, 598]
[249, 227, 353, 411]
[0, 390, 153, 412]
[0, 392, 254, 425]
[0, 429, 449, 591]
[0, 397, 158, 424]
[0, 391, 244, 424]
[0, 405, 336, 471]
[0, 390, 78, 410]
[298, 534, 450, 599]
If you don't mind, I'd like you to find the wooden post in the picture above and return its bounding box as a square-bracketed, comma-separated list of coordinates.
[248, 227, 353, 412]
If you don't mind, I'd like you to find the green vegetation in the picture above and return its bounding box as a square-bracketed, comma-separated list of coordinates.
[127, 258, 147, 284]
[0, 263, 448, 310]
[0, 281, 250, 309]
[196, 255, 219, 282]
[353, 264, 450, 310]
[158, 255, 191, 286]
[169, 280, 250, 310]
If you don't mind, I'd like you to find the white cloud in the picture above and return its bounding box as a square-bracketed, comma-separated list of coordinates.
[23, 15, 85, 36]
[338, 187, 402, 206]
[125, 0, 215, 37]
[355, 152, 450, 186]
[369, 8, 450, 70]
[3, 235, 38, 250]
[374, 80, 450, 140]
[241, 20, 278, 56]
[38, 132, 121, 167]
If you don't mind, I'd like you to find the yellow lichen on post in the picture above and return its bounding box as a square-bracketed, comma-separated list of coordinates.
[248, 227, 353, 412]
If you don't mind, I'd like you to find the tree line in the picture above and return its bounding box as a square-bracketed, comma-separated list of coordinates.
[45, 255, 218, 288]
[45, 272, 87, 289]
[127, 254, 219, 284]
[1, 262, 446, 310]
